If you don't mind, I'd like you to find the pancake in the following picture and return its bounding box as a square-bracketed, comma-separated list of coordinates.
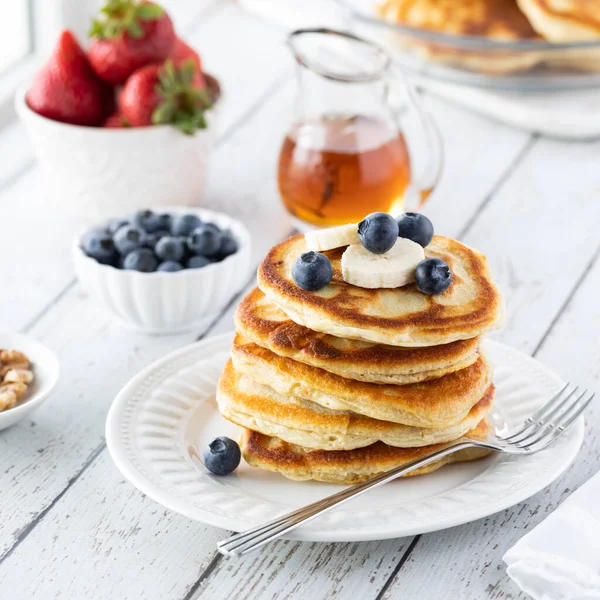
[240, 419, 492, 484]
[235, 288, 481, 385]
[231, 334, 493, 428]
[218, 359, 495, 450]
[517, 0, 600, 40]
[377, 0, 542, 74]
[258, 235, 504, 348]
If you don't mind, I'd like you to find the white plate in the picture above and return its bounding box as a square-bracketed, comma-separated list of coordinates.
[0, 332, 60, 431]
[106, 332, 584, 542]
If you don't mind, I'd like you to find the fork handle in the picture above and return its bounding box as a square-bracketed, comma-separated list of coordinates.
[217, 438, 473, 557]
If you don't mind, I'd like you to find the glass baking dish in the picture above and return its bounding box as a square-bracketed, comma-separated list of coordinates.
[337, 0, 600, 90]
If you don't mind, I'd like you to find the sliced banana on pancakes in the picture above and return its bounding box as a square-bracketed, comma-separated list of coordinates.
[305, 223, 360, 252]
[342, 238, 425, 289]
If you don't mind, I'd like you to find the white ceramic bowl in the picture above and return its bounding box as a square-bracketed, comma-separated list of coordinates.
[15, 83, 218, 222]
[73, 207, 251, 334]
[0, 332, 60, 431]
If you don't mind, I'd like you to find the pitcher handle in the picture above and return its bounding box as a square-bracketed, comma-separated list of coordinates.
[389, 65, 444, 212]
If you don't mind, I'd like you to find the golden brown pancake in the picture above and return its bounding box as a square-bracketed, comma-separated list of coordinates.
[235, 288, 481, 384]
[258, 235, 504, 348]
[379, 0, 537, 39]
[231, 334, 493, 428]
[240, 418, 492, 484]
[218, 359, 495, 450]
[518, 0, 600, 40]
[377, 0, 542, 73]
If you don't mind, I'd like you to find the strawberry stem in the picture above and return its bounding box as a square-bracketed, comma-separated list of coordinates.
[151, 60, 212, 135]
[90, 0, 164, 40]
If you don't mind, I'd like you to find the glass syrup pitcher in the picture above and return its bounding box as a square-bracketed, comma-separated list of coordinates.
[277, 28, 443, 229]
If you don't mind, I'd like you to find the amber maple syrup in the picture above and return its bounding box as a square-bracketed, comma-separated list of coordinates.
[278, 114, 411, 227]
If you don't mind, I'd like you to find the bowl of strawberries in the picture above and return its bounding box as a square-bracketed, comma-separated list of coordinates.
[16, 1, 221, 222]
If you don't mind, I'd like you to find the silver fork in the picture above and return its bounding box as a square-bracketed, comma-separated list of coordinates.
[217, 383, 594, 557]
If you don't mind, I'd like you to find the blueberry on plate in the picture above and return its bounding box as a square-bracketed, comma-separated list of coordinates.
[113, 225, 146, 256]
[81, 230, 118, 265]
[171, 214, 202, 237]
[144, 230, 169, 248]
[415, 258, 452, 295]
[187, 225, 222, 257]
[217, 231, 238, 259]
[122, 248, 158, 272]
[187, 255, 212, 269]
[132, 209, 162, 233]
[397, 213, 434, 248]
[157, 260, 184, 272]
[202, 437, 241, 476]
[292, 251, 333, 291]
[155, 236, 186, 262]
[358, 212, 398, 254]
[107, 218, 129, 235]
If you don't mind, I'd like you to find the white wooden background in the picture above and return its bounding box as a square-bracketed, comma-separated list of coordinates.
[1, 1, 599, 598]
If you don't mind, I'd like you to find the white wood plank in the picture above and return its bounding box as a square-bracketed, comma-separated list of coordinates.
[0, 1, 291, 332]
[0, 452, 223, 600]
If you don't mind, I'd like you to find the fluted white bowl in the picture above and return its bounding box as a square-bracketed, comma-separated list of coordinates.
[73, 207, 251, 334]
[15, 83, 218, 222]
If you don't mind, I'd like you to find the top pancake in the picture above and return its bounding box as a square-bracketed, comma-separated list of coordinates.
[518, 0, 600, 40]
[378, 0, 538, 40]
[258, 235, 504, 347]
[235, 288, 480, 384]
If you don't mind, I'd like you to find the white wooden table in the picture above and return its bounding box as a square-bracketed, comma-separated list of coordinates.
[1, 2, 599, 598]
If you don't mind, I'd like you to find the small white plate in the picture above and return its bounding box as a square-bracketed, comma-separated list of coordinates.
[0, 333, 60, 430]
[106, 333, 584, 542]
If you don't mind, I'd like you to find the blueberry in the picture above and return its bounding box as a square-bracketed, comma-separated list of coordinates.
[202, 437, 241, 475]
[155, 236, 186, 262]
[132, 209, 162, 233]
[415, 258, 452, 295]
[187, 225, 222, 257]
[187, 255, 212, 269]
[292, 251, 333, 291]
[217, 232, 238, 259]
[122, 248, 158, 272]
[113, 225, 146, 255]
[156, 213, 172, 232]
[358, 212, 398, 254]
[107, 218, 129, 235]
[81, 230, 118, 265]
[396, 213, 434, 248]
[171, 214, 202, 237]
[157, 260, 184, 272]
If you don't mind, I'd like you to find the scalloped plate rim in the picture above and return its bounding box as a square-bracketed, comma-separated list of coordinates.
[106, 332, 584, 542]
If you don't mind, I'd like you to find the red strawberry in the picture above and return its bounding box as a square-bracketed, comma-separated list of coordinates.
[88, 1, 175, 86]
[169, 37, 205, 86]
[26, 30, 111, 126]
[103, 112, 129, 127]
[119, 60, 211, 134]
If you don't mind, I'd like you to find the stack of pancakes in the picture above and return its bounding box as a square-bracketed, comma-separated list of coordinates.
[216, 235, 504, 484]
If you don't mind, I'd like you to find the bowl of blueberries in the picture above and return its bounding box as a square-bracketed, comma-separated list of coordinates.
[74, 207, 251, 334]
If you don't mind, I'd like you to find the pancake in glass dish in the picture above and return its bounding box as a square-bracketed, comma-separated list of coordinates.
[377, 0, 542, 73]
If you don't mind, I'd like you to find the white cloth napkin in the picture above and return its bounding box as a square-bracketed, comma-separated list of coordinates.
[504, 469, 600, 600]
[240, 0, 600, 140]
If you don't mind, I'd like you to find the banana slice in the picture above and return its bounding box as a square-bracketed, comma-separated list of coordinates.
[341, 238, 425, 289]
[305, 223, 359, 252]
